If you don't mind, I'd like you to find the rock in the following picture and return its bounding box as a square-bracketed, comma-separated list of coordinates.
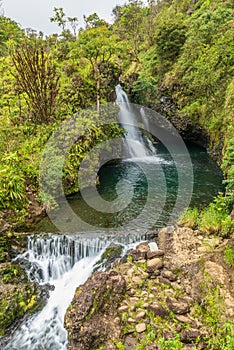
[166, 297, 190, 315]
[164, 330, 175, 339]
[128, 317, 136, 324]
[124, 335, 138, 350]
[181, 328, 204, 343]
[146, 258, 164, 273]
[157, 226, 201, 269]
[141, 291, 148, 296]
[128, 249, 146, 261]
[65, 270, 126, 350]
[118, 305, 129, 312]
[158, 276, 171, 285]
[136, 323, 146, 333]
[161, 270, 177, 282]
[132, 276, 142, 284]
[127, 288, 136, 296]
[176, 315, 192, 323]
[93, 243, 124, 272]
[136, 311, 146, 320]
[148, 242, 158, 252]
[146, 345, 161, 350]
[136, 242, 150, 252]
[147, 250, 165, 259]
[129, 297, 139, 303]
[148, 302, 169, 318]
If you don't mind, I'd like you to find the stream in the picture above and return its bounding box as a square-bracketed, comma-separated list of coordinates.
[1, 86, 224, 349]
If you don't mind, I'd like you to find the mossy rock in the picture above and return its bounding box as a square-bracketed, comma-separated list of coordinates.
[93, 243, 124, 272]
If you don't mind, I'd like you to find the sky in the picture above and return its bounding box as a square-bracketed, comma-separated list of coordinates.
[2, 0, 128, 34]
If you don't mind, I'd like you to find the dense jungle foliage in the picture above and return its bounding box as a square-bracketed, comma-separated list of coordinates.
[0, 0, 233, 234]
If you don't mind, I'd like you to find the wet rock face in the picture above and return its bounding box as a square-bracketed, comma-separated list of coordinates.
[65, 270, 126, 350]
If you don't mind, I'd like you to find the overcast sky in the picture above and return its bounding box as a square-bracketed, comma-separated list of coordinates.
[2, 0, 128, 34]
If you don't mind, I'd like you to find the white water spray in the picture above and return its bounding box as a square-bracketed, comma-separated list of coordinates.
[115, 84, 156, 159]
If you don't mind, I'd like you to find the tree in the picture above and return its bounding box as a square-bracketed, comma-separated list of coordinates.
[84, 13, 106, 29]
[112, 1, 146, 63]
[50, 7, 66, 31]
[0, 17, 24, 56]
[67, 17, 79, 36]
[50, 8, 79, 37]
[12, 42, 60, 124]
[76, 23, 120, 112]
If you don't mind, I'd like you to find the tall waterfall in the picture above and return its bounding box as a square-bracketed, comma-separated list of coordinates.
[115, 84, 156, 158]
[2, 234, 144, 350]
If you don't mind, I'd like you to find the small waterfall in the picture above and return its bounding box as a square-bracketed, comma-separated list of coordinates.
[3, 234, 145, 350]
[25, 235, 108, 283]
[2, 236, 108, 350]
[115, 84, 156, 159]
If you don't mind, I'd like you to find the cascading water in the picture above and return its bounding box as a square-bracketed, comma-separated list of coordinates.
[1, 86, 224, 349]
[115, 84, 156, 159]
[2, 235, 107, 350]
[2, 234, 145, 350]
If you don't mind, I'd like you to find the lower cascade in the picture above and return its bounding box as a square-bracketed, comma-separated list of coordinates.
[2, 234, 142, 350]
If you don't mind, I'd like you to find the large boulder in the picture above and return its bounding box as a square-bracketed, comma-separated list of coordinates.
[65, 270, 126, 350]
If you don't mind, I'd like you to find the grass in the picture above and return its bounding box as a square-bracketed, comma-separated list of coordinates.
[179, 194, 234, 237]
[224, 246, 234, 267]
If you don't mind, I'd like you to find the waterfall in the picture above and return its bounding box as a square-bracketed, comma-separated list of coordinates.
[2, 234, 145, 350]
[115, 84, 156, 159]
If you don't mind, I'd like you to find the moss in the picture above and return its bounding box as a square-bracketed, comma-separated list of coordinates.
[0, 263, 28, 284]
[0, 283, 41, 336]
[93, 243, 123, 272]
[0, 234, 10, 263]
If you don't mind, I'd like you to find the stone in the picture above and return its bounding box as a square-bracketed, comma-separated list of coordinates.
[164, 330, 175, 339]
[166, 297, 190, 315]
[118, 305, 129, 312]
[129, 297, 139, 303]
[176, 315, 192, 323]
[141, 291, 148, 296]
[135, 311, 146, 320]
[158, 276, 171, 285]
[127, 288, 136, 296]
[161, 270, 177, 282]
[128, 317, 136, 324]
[128, 249, 147, 261]
[149, 242, 158, 252]
[146, 258, 164, 273]
[136, 323, 146, 333]
[124, 335, 138, 350]
[147, 250, 165, 259]
[132, 276, 142, 284]
[146, 345, 161, 350]
[181, 328, 204, 343]
[148, 302, 169, 318]
[64, 270, 126, 350]
[136, 242, 150, 252]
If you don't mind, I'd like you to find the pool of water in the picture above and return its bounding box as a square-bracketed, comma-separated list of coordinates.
[35, 142, 223, 234]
